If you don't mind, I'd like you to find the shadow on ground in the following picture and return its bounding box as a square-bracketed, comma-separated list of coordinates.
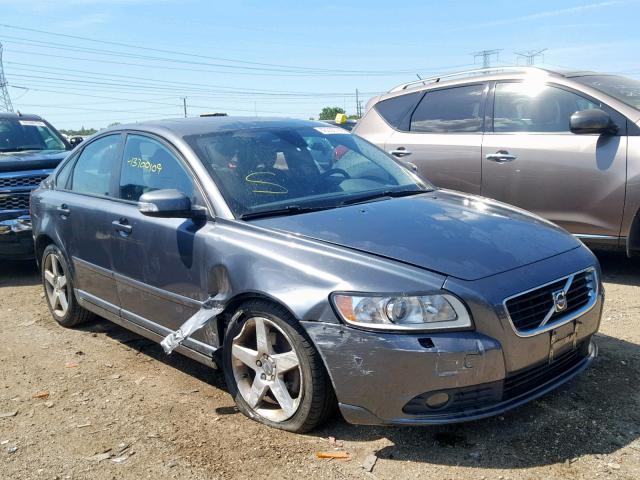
[595, 250, 640, 286]
[0, 259, 39, 287]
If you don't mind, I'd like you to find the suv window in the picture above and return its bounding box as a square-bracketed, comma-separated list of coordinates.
[119, 134, 196, 203]
[375, 92, 422, 131]
[70, 135, 121, 197]
[494, 82, 600, 133]
[410, 85, 485, 133]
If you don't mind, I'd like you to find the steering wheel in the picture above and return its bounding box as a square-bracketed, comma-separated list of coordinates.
[319, 168, 351, 181]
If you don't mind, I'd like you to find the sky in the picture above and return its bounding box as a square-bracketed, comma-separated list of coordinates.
[0, 0, 639, 129]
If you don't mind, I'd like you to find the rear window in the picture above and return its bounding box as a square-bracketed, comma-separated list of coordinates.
[374, 92, 422, 131]
[410, 85, 485, 133]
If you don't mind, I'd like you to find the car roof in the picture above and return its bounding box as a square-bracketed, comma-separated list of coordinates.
[386, 66, 608, 94]
[0, 112, 44, 121]
[106, 116, 331, 137]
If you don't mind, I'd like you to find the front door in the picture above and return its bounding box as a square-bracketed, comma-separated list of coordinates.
[481, 81, 627, 238]
[108, 133, 210, 336]
[385, 83, 487, 194]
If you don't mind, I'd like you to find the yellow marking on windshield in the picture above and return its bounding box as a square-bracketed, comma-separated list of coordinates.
[245, 172, 288, 194]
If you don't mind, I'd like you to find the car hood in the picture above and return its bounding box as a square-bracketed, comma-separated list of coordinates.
[0, 150, 69, 173]
[251, 190, 581, 281]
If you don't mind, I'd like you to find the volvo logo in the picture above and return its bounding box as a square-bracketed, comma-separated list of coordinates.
[552, 290, 568, 313]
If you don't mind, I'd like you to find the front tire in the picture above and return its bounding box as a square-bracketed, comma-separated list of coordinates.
[41, 244, 93, 327]
[222, 300, 335, 432]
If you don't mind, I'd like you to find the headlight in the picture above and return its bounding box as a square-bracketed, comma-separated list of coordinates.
[331, 292, 472, 331]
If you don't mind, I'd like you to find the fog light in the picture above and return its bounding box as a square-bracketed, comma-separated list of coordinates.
[425, 392, 450, 409]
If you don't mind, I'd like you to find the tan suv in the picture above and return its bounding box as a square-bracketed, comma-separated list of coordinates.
[354, 67, 640, 255]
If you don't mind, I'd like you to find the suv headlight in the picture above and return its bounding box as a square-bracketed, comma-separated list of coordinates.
[331, 292, 472, 331]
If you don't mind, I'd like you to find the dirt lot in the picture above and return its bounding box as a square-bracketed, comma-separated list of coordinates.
[1, 252, 639, 480]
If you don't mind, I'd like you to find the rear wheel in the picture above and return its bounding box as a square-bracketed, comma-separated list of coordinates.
[222, 300, 335, 432]
[41, 245, 93, 327]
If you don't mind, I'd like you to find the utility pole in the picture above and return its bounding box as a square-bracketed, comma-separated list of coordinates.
[182, 97, 187, 118]
[472, 49, 502, 68]
[515, 49, 547, 66]
[355, 88, 361, 118]
[0, 42, 14, 113]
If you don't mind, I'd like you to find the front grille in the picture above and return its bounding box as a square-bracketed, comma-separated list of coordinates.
[503, 344, 587, 400]
[505, 269, 596, 333]
[0, 174, 48, 189]
[0, 194, 30, 210]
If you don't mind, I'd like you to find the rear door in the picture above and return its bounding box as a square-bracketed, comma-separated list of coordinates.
[481, 81, 627, 238]
[385, 83, 487, 194]
[108, 133, 211, 337]
[55, 134, 124, 312]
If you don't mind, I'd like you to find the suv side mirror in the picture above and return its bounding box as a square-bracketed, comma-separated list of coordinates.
[138, 189, 201, 218]
[69, 136, 84, 148]
[570, 109, 617, 135]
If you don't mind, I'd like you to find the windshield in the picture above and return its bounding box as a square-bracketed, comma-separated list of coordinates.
[185, 125, 432, 218]
[0, 118, 67, 153]
[573, 75, 640, 111]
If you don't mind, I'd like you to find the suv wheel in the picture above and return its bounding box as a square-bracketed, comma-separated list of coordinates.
[41, 244, 93, 327]
[222, 300, 335, 432]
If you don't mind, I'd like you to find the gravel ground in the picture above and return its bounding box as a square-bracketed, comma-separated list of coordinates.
[1, 251, 639, 480]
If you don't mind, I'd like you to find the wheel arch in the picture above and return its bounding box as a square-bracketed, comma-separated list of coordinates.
[217, 291, 301, 341]
[34, 234, 56, 269]
[626, 208, 640, 256]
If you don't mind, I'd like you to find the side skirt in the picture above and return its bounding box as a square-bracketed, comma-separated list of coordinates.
[75, 289, 219, 369]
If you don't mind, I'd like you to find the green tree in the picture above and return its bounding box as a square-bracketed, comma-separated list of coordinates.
[319, 107, 346, 120]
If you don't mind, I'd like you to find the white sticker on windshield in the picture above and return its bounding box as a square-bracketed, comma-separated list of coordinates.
[19, 120, 47, 127]
[314, 127, 345, 135]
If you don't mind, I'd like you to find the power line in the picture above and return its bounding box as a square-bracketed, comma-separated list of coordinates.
[5, 62, 378, 97]
[0, 26, 423, 76]
[0, 42, 13, 112]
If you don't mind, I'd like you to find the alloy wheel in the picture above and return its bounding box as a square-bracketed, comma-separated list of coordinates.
[231, 316, 303, 422]
[43, 252, 69, 318]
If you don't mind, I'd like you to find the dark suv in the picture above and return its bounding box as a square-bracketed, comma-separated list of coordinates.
[0, 113, 71, 259]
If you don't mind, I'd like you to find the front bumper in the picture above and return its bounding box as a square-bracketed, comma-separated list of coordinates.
[303, 284, 602, 425]
[0, 214, 34, 259]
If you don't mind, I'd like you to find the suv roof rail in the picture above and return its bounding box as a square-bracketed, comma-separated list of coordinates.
[388, 66, 560, 93]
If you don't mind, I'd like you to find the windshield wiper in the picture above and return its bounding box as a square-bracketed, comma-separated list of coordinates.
[339, 188, 428, 206]
[0, 146, 46, 153]
[240, 204, 332, 220]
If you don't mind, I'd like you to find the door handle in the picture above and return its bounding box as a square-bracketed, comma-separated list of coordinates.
[56, 204, 70, 217]
[389, 147, 412, 157]
[486, 151, 517, 163]
[112, 218, 133, 235]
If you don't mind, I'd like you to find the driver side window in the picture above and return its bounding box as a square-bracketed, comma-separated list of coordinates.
[118, 135, 198, 204]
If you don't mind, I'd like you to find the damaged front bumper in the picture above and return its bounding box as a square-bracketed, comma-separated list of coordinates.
[302, 310, 599, 426]
[0, 214, 34, 259]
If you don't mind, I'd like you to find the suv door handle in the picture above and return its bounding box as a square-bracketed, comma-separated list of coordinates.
[56, 204, 70, 217]
[486, 151, 517, 162]
[112, 218, 133, 235]
[389, 147, 412, 157]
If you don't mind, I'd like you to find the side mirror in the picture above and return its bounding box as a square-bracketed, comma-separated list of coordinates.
[570, 109, 617, 135]
[69, 136, 84, 148]
[138, 189, 201, 219]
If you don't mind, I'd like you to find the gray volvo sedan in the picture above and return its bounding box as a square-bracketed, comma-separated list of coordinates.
[31, 117, 603, 432]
